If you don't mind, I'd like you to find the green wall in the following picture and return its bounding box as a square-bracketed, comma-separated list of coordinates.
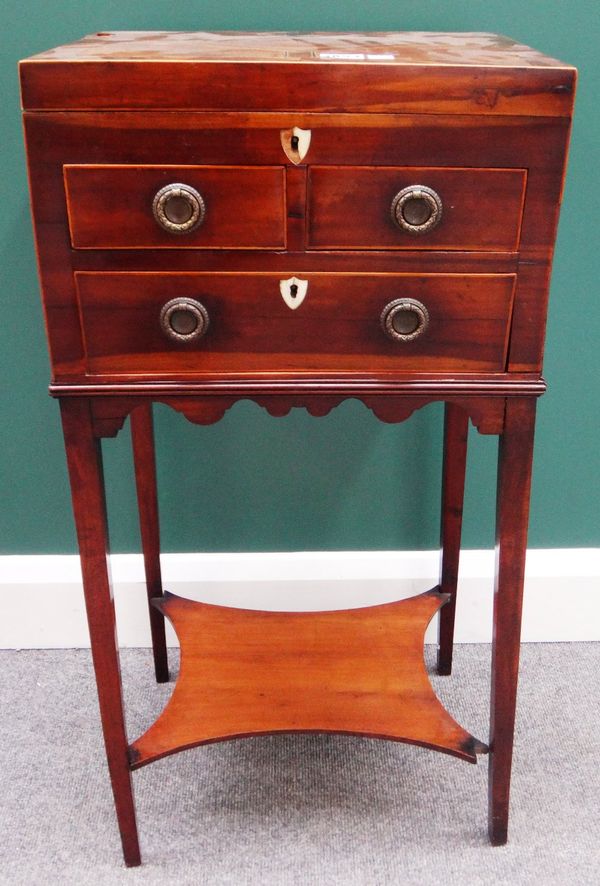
[1, 2, 598, 554]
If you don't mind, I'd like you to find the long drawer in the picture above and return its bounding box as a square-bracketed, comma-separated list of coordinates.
[75, 271, 516, 375]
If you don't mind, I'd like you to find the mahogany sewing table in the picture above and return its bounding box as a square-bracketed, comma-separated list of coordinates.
[20, 31, 575, 865]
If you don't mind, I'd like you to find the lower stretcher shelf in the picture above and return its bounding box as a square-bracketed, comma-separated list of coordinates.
[129, 589, 488, 769]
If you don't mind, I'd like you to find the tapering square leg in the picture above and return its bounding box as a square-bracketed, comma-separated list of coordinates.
[131, 403, 169, 683]
[437, 403, 469, 675]
[60, 399, 141, 867]
[488, 397, 536, 845]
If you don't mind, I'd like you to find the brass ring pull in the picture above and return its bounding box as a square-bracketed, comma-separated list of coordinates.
[391, 185, 442, 235]
[152, 183, 205, 234]
[160, 297, 209, 342]
[381, 298, 430, 342]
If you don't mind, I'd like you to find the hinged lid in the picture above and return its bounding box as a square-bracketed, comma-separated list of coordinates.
[20, 31, 576, 116]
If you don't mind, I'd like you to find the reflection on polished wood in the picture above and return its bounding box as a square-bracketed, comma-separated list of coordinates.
[20, 29, 575, 864]
[21, 31, 575, 116]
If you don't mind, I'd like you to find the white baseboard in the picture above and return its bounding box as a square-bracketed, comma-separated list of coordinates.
[1, 549, 598, 648]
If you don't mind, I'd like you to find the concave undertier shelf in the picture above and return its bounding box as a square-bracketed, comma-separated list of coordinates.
[129, 588, 488, 768]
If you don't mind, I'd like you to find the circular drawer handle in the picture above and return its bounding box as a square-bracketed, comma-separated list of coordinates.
[152, 183, 205, 234]
[381, 298, 430, 342]
[160, 297, 209, 342]
[391, 185, 442, 235]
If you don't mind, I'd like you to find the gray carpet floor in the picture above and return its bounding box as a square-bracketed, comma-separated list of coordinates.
[1, 644, 598, 885]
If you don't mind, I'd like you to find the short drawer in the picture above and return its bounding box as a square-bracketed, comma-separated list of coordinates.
[75, 271, 516, 375]
[307, 166, 526, 251]
[64, 165, 287, 249]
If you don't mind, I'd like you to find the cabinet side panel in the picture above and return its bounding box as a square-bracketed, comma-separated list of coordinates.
[508, 117, 574, 371]
[23, 115, 86, 380]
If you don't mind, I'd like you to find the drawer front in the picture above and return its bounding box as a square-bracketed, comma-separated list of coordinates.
[64, 165, 286, 249]
[76, 272, 515, 375]
[307, 167, 526, 251]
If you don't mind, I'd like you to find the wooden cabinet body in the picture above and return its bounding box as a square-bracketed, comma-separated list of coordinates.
[20, 31, 575, 865]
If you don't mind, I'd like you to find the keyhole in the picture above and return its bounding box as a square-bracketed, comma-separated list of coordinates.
[290, 135, 299, 151]
[290, 283, 298, 298]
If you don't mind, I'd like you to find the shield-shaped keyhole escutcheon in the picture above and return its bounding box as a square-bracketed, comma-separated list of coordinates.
[280, 127, 312, 164]
[280, 277, 308, 310]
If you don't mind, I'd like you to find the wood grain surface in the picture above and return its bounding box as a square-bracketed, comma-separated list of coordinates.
[21, 106, 572, 381]
[22, 31, 572, 66]
[74, 271, 516, 375]
[307, 166, 526, 251]
[130, 589, 488, 769]
[60, 398, 141, 866]
[488, 397, 537, 845]
[20, 31, 576, 859]
[20, 32, 575, 116]
[65, 165, 286, 250]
